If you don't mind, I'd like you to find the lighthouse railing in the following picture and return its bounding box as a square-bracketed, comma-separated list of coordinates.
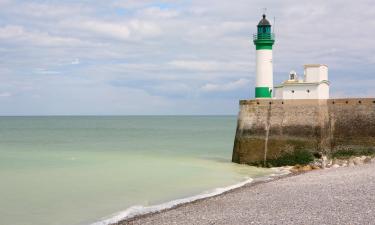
[253, 33, 275, 41]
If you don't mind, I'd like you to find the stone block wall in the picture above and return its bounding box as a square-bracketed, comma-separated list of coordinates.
[232, 98, 375, 164]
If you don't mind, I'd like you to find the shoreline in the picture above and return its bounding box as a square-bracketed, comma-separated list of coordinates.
[91, 167, 291, 225]
[113, 162, 375, 225]
[91, 167, 292, 225]
[118, 172, 296, 225]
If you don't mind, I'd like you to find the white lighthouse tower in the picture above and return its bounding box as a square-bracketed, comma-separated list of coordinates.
[253, 14, 275, 98]
[251, 14, 329, 100]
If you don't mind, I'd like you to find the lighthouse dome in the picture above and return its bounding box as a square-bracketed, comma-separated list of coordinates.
[258, 14, 271, 26]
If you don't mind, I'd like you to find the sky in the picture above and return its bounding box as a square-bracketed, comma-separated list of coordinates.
[0, 0, 374, 115]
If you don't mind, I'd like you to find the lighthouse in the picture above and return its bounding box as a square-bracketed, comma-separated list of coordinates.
[253, 14, 275, 98]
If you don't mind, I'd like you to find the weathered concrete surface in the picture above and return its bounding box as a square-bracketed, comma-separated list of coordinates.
[117, 163, 375, 225]
[232, 98, 375, 164]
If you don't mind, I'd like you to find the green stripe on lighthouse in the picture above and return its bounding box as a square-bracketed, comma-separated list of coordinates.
[255, 87, 272, 98]
[253, 36, 275, 50]
[255, 43, 273, 50]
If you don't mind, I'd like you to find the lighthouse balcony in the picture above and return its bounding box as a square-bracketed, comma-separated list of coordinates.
[253, 33, 275, 41]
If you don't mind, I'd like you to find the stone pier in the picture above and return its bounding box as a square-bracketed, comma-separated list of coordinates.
[232, 98, 375, 165]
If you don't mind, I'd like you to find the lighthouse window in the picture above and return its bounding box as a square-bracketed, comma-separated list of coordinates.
[307, 89, 310, 93]
[291, 90, 295, 93]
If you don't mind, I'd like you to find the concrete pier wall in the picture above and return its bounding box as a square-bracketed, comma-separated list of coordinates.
[232, 98, 375, 164]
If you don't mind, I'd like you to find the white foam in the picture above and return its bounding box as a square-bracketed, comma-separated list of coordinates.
[91, 177, 254, 225]
[270, 166, 292, 176]
[91, 168, 291, 225]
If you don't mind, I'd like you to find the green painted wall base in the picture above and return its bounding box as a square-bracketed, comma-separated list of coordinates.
[255, 87, 272, 98]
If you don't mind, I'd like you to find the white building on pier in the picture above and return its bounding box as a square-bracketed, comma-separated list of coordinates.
[273, 64, 330, 100]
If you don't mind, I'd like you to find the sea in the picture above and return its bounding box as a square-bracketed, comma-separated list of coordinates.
[0, 116, 272, 225]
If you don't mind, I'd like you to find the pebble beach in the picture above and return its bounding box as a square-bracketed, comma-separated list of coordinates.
[115, 162, 375, 225]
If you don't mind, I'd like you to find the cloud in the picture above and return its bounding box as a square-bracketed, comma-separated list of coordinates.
[112, 0, 151, 9]
[0, 25, 88, 47]
[0, 92, 11, 97]
[9, 2, 89, 19]
[168, 60, 222, 72]
[71, 58, 80, 65]
[63, 19, 161, 41]
[168, 60, 251, 72]
[128, 20, 162, 38]
[137, 7, 179, 19]
[0, 0, 374, 115]
[113, 0, 176, 10]
[148, 82, 193, 97]
[34, 68, 61, 75]
[69, 20, 130, 40]
[201, 79, 250, 92]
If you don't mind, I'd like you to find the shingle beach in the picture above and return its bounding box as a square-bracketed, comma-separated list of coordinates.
[116, 162, 375, 225]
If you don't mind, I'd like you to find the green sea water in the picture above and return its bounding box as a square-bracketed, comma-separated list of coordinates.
[0, 116, 271, 225]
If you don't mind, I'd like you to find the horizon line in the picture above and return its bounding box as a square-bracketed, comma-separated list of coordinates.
[0, 114, 237, 117]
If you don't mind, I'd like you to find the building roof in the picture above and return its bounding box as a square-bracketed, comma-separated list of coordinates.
[258, 14, 271, 26]
[304, 64, 328, 68]
[274, 80, 330, 88]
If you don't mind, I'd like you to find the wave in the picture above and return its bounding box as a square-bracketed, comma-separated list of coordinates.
[91, 178, 253, 225]
[91, 167, 290, 225]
